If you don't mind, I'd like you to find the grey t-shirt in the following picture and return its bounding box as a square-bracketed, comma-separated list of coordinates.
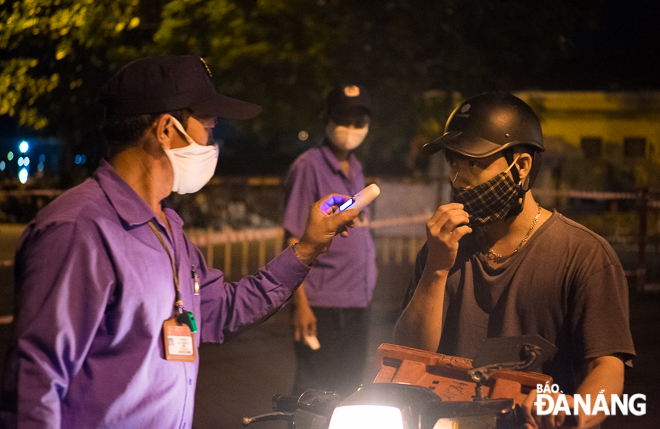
[401, 211, 635, 395]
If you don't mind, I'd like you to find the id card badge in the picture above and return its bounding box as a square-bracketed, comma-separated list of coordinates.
[163, 318, 197, 362]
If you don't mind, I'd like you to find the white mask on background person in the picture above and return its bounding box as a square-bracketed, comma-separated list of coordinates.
[326, 121, 369, 151]
[165, 116, 219, 195]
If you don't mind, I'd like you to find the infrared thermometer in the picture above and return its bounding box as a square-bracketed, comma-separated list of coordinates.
[338, 184, 381, 212]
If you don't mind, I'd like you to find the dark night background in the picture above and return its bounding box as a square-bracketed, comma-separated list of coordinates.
[543, 1, 658, 91]
[1, 2, 660, 428]
[1, 0, 659, 181]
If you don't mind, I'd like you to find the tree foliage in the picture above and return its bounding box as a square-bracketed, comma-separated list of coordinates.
[0, 0, 596, 178]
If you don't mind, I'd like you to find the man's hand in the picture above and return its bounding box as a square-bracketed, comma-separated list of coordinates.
[295, 194, 358, 265]
[521, 356, 624, 429]
[522, 390, 583, 429]
[394, 203, 471, 351]
[424, 203, 472, 272]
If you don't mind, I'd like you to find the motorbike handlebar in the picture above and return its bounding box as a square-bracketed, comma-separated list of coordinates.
[271, 393, 300, 412]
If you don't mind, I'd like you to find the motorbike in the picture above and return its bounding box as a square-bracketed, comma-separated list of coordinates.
[243, 335, 557, 429]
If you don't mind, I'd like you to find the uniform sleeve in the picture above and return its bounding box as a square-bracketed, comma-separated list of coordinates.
[283, 156, 319, 239]
[7, 221, 115, 429]
[192, 243, 310, 344]
[569, 246, 635, 365]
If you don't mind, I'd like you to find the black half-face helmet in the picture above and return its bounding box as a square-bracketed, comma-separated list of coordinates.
[423, 92, 545, 190]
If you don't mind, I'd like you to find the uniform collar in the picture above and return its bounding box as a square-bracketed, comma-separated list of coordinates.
[319, 142, 363, 179]
[94, 159, 184, 229]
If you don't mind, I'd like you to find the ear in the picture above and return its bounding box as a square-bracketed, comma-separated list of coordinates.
[155, 114, 175, 150]
[514, 152, 533, 185]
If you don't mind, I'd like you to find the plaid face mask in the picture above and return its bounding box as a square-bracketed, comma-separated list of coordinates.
[451, 158, 523, 226]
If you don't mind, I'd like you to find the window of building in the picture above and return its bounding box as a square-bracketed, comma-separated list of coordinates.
[624, 137, 646, 158]
[581, 137, 602, 158]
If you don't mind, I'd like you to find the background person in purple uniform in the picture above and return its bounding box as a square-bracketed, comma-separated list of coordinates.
[0, 55, 359, 429]
[283, 85, 377, 397]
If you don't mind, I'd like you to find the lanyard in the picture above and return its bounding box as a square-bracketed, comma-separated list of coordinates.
[147, 221, 183, 313]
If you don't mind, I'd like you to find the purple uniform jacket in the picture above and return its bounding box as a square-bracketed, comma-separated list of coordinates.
[0, 160, 310, 428]
[283, 145, 376, 308]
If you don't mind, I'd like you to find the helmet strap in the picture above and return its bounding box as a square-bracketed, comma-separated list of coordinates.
[504, 148, 541, 192]
[503, 149, 526, 218]
[503, 149, 522, 186]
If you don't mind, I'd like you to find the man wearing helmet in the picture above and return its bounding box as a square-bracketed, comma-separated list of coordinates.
[394, 93, 635, 428]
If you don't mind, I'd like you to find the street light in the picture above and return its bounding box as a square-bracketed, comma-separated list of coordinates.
[19, 168, 29, 184]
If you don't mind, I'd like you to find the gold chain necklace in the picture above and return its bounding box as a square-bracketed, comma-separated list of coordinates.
[486, 203, 541, 263]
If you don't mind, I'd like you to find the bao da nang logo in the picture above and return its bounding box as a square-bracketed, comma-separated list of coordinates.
[535, 384, 646, 417]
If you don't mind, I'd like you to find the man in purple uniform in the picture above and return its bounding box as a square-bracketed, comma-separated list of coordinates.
[0, 56, 358, 428]
[283, 85, 377, 397]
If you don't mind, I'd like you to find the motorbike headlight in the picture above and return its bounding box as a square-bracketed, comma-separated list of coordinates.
[432, 418, 459, 429]
[328, 405, 404, 429]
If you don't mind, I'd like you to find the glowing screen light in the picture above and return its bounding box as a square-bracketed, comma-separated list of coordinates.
[328, 405, 403, 429]
[19, 168, 29, 184]
[19, 141, 29, 153]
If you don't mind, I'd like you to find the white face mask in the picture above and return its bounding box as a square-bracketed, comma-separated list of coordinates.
[326, 121, 369, 151]
[165, 116, 219, 195]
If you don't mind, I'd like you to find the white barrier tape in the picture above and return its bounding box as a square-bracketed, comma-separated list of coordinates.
[187, 214, 434, 247]
[604, 236, 637, 245]
[369, 213, 432, 228]
[1, 187, 658, 201]
[534, 189, 638, 200]
[624, 268, 646, 277]
[0, 215, 430, 265]
[0, 190, 64, 197]
[188, 228, 284, 246]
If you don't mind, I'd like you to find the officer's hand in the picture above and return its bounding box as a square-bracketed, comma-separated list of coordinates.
[295, 194, 358, 265]
[293, 302, 317, 342]
[425, 203, 472, 272]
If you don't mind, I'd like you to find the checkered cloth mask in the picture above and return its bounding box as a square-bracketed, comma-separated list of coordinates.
[452, 172, 523, 226]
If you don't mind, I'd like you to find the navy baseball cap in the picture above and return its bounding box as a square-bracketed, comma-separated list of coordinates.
[98, 55, 262, 119]
[325, 85, 372, 118]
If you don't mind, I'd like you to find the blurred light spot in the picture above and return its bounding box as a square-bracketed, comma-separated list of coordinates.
[7, 152, 13, 161]
[19, 141, 29, 153]
[24, 157, 30, 166]
[18, 157, 24, 167]
[298, 131, 309, 141]
[0, 161, 5, 171]
[39, 154, 46, 162]
[81, 155, 87, 164]
[75, 155, 81, 164]
[19, 168, 28, 184]
[38, 162, 44, 172]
